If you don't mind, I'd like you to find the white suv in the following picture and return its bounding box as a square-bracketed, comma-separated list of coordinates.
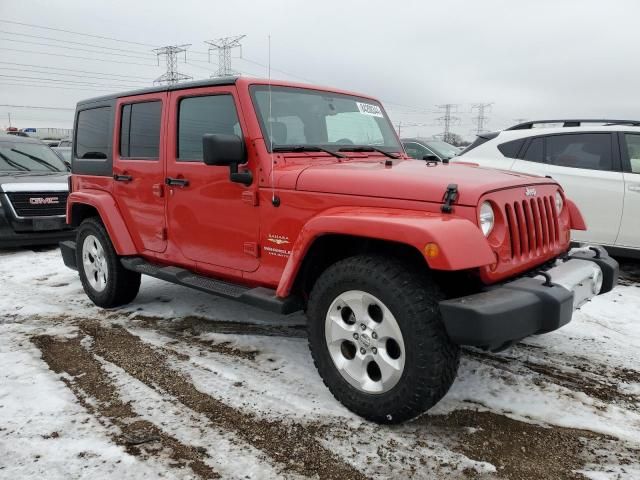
[454, 120, 640, 257]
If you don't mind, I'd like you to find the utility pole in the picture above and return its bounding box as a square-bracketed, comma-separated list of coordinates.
[7, 112, 11, 128]
[436, 104, 460, 144]
[471, 102, 493, 135]
[205, 35, 246, 77]
[153, 44, 192, 85]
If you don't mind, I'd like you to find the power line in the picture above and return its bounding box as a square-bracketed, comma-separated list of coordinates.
[0, 61, 153, 80]
[0, 30, 155, 56]
[153, 45, 193, 85]
[0, 37, 155, 60]
[0, 66, 152, 84]
[0, 19, 159, 47]
[0, 104, 75, 111]
[0, 81, 116, 93]
[0, 47, 159, 67]
[205, 35, 245, 77]
[0, 74, 145, 89]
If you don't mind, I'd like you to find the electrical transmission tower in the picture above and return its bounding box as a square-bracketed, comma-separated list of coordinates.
[153, 44, 192, 85]
[205, 35, 246, 77]
[436, 104, 460, 143]
[471, 102, 493, 135]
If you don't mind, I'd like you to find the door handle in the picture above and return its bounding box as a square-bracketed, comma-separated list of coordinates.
[113, 174, 133, 182]
[629, 184, 640, 192]
[165, 177, 189, 187]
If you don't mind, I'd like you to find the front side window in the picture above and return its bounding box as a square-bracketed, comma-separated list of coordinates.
[120, 101, 162, 158]
[425, 140, 459, 160]
[251, 86, 401, 152]
[76, 106, 111, 160]
[545, 133, 612, 171]
[624, 133, 640, 173]
[178, 94, 241, 161]
[403, 142, 432, 160]
[0, 141, 68, 172]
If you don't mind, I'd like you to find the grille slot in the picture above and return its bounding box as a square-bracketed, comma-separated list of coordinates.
[5, 191, 68, 217]
[505, 195, 558, 258]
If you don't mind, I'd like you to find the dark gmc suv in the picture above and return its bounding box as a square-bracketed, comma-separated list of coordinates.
[0, 135, 74, 247]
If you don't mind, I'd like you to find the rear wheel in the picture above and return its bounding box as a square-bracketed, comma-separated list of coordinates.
[307, 255, 460, 424]
[76, 217, 141, 308]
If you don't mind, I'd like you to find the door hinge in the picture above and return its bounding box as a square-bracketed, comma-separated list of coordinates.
[157, 227, 167, 241]
[242, 190, 259, 206]
[243, 242, 260, 257]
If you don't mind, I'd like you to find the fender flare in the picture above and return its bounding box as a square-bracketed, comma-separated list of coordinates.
[566, 199, 586, 231]
[67, 190, 137, 255]
[276, 206, 495, 297]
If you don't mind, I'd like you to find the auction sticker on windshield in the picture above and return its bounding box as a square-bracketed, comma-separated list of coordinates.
[356, 102, 384, 117]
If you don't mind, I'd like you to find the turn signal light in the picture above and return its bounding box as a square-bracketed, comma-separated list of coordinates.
[424, 243, 440, 258]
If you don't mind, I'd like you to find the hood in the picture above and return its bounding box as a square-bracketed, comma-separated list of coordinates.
[0, 171, 69, 193]
[295, 159, 556, 206]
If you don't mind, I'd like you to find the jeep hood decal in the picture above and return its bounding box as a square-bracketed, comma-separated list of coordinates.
[295, 160, 555, 205]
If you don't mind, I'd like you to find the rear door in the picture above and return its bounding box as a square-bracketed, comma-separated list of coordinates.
[112, 93, 167, 253]
[617, 132, 640, 248]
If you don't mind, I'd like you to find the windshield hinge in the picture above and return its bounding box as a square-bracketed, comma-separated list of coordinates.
[441, 184, 458, 213]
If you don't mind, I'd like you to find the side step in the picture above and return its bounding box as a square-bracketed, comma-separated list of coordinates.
[120, 257, 303, 315]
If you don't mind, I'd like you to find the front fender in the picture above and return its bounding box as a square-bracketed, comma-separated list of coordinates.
[67, 190, 137, 255]
[276, 207, 495, 297]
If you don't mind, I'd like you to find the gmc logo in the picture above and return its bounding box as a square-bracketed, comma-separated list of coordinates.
[29, 197, 60, 205]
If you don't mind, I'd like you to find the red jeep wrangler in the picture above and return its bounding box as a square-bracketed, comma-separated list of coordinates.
[60, 77, 618, 423]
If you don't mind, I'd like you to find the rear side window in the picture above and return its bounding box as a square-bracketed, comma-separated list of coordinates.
[623, 133, 640, 174]
[120, 101, 162, 158]
[546, 133, 612, 171]
[178, 94, 241, 161]
[522, 137, 544, 162]
[497, 139, 525, 158]
[75, 107, 111, 159]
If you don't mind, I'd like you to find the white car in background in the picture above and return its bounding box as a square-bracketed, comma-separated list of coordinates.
[454, 119, 640, 257]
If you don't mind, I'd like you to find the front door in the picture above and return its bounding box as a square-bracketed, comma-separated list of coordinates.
[165, 86, 260, 272]
[113, 93, 167, 253]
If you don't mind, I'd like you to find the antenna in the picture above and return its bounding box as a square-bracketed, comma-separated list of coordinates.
[268, 35, 279, 207]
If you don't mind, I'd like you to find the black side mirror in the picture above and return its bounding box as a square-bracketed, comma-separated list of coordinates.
[202, 133, 252, 186]
[423, 154, 440, 162]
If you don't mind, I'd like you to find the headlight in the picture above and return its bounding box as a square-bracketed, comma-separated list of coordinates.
[479, 201, 495, 237]
[555, 191, 564, 213]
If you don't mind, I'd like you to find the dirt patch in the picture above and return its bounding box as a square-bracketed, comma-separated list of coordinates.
[465, 350, 639, 408]
[31, 334, 219, 479]
[77, 320, 366, 480]
[424, 410, 607, 480]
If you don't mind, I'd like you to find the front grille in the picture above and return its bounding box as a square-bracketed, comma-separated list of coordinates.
[504, 195, 559, 259]
[5, 191, 68, 217]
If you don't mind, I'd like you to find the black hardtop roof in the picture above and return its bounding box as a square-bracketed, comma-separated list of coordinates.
[77, 76, 239, 107]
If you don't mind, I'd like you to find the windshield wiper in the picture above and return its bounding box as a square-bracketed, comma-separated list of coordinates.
[338, 146, 399, 159]
[0, 152, 30, 171]
[10, 148, 61, 172]
[273, 145, 345, 159]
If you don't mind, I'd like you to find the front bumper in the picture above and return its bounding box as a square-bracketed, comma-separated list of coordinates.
[439, 246, 618, 351]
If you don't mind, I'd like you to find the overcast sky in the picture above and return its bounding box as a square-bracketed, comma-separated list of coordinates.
[1, 0, 639, 140]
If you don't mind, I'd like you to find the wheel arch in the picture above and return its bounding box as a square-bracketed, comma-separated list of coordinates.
[276, 207, 495, 298]
[67, 190, 137, 255]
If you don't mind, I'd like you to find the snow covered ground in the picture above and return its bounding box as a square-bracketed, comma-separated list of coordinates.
[1, 246, 639, 479]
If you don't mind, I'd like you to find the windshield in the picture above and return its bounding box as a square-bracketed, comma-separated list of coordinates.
[425, 140, 460, 159]
[251, 86, 401, 153]
[0, 141, 68, 172]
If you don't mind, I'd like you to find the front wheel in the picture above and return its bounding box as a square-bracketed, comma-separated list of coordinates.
[307, 255, 460, 424]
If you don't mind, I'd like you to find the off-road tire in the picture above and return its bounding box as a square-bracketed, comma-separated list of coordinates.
[76, 217, 141, 308]
[307, 254, 460, 424]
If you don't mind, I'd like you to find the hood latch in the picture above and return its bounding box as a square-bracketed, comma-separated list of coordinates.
[441, 184, 458, 213]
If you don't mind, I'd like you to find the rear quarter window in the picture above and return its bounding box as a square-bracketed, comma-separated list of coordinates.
[497, 139, 525, 158]
[75, 107, 111, 160]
